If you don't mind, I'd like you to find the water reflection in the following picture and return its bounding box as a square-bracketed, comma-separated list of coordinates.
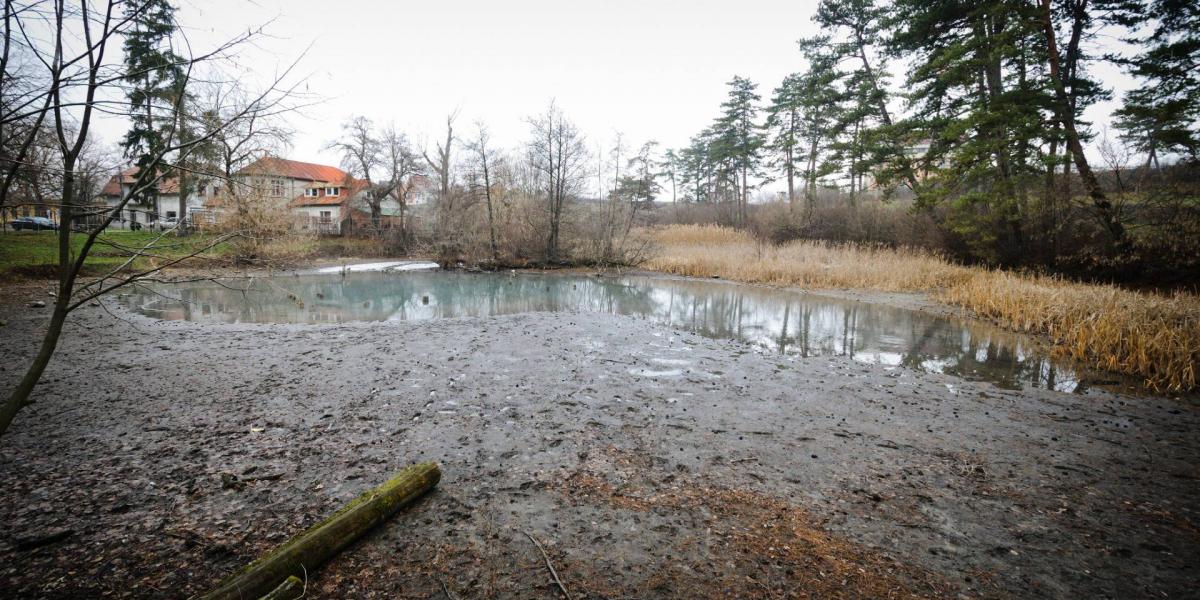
[122, 271, 1105, 393]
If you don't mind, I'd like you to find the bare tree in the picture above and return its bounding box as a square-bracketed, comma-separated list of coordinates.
[1, 1, 58, 218]
[526, 101, 588, 263]
[327, 115, 386, 229]
[423, 110, 458, 250]
[203, 81, 293, 187]
[380, 123, 423, 245]
[466, 121, 499, 262]
[0, 0, 304, 439]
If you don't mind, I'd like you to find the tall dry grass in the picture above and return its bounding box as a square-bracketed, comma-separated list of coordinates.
[941, 272, 1198, 393]
[646, 224, 1199, 393]
[646, 224, 972, 291]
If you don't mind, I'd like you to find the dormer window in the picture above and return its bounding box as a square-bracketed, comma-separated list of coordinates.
[325, 187, 340, 197]
[305, 188, 320, 197]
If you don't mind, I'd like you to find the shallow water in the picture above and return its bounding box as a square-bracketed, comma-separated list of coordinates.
[120, 270, 1115, 393]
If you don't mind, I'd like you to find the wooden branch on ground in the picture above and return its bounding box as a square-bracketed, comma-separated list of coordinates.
[199, 462, 441, 600]
[524, 530, 573, 600]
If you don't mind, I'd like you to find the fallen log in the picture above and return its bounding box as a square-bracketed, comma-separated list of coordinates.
[200, 462, 440, 600]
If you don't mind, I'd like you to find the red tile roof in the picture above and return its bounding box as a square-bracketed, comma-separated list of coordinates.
[100, 167, 180, 196]
[239, 156, 350, 183]
[289, 178, 368, 207]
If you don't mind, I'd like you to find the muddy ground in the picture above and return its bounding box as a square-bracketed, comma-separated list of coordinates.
[0, 276, 1198, 599]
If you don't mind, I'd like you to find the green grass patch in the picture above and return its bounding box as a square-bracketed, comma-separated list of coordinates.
[0, 230, 233, 278]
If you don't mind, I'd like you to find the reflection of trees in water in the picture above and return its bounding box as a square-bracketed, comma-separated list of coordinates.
[127, 273, 1088, 392]
[641, 279, 1083, 392]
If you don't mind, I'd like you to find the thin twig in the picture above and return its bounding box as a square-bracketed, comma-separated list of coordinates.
[524, 530, 573, 600]
[440, 579, 461, 600]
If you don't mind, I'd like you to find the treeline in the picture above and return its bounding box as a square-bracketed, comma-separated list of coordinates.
[662, 0, 1199, 282]
[317, 104, 660, 267]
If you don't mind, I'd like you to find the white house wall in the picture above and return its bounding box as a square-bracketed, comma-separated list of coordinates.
[292, 205, 341, 221]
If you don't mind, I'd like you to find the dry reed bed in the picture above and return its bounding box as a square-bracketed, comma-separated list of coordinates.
[646, 225, 1199, 393]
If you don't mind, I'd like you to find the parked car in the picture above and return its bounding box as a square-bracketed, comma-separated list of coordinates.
[10, 216, 57, 231]
[155, 216, 179, 230]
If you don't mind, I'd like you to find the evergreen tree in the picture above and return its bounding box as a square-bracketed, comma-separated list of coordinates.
[889, 0, 1056, 262]
[1106, 0, 1200, 162]
[812, 0, 918, 193]
[765, 74, 804, 209]
[611, 141, 662, 209]
[679, 132, 713, 203]
[121, 0, 185, 218]
[660, 148, 680, 203]
[710, 76, 765, 224]
[794, 41, 845, 210]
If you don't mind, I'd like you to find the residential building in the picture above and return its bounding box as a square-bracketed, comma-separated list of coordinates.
[98, 167, 211, 228]
[97, 156, 432, 235]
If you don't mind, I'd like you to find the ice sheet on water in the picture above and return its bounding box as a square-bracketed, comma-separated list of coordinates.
[312, 261, 439, 274]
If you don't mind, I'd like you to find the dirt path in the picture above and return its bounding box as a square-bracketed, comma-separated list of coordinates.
[1, 279, 1197, 599]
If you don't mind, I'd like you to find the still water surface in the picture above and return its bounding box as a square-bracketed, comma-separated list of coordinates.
[121, 270, 1116, 393]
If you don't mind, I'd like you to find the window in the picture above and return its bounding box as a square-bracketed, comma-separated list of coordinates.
[166, 211, 177, 219]
[270, 178, 284, 197]
[305, 188, 319, 197]
[325, 187, 339, 197]
[319, 210, 332, 223]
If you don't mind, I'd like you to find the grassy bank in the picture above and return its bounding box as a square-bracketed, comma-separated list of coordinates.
[0, 230, 235, 277]
[646, 225, 1199, 393]
[0, 231, 407, 277]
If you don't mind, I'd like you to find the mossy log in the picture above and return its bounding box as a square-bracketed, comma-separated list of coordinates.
[200, 462, 440, 600]
[258, 576, 303, 600]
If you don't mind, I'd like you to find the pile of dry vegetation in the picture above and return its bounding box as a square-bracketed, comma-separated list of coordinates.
[646, 224, 1199, 393]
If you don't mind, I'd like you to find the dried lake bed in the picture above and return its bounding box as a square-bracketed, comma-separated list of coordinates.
[0, 269, 1197, 598]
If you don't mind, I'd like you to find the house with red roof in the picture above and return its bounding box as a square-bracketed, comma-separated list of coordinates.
[205, 156, 431, 235]
[99, 156, 431, 234]
[98, 167, 213, 229]
[208, 156, 360, 234]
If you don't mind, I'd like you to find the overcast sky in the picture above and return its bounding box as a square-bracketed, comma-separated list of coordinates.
[93, 0, 1136, 178]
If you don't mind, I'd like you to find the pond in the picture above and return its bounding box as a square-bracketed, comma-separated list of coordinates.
[120, 268, 1116, 394]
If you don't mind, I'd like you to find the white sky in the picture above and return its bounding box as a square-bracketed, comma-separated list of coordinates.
[90, 0, 1137, 179]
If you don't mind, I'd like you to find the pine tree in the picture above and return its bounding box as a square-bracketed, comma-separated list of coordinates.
[765, 74, 803, 209]
[794, 41, 844, 210]
[679, 133, 713, 203]
[812, 0, 918, 194]
[889, 0, 1056, 263]
[121, 0, 185, 219]
[660, 148, 680, 204]
[710, 76, 765, 224]
[1106, 0, 1200, 162]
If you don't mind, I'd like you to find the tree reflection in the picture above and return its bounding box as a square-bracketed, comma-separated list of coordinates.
[124, 272, 1103, 392]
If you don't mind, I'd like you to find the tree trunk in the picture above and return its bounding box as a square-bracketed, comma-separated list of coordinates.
[1039, 0, 1127, 246]
[482, 160, 497, 262]
[786, 146, 795, 210]
[398, 200, 407, 247]
[806, 137, 819, 214]
[1, 157, 79, 438]
[740, 164, 748, 225]
[0, 302, 68, 437]
[853, 31, 919, 192]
